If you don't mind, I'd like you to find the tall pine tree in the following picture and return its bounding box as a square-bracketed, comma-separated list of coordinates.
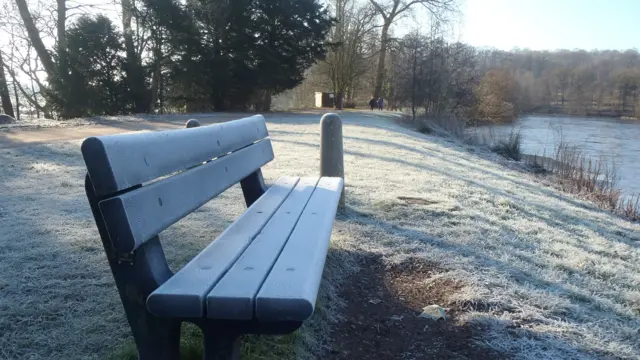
[145, 0, 333, 111]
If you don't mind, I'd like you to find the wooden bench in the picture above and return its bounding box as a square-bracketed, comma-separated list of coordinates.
[81, 115, 344, 360]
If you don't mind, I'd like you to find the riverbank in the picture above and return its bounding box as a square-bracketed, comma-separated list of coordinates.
[1, 113, 639, 359]
[472, 114, 640, 199]
[527, 113, 639, 121]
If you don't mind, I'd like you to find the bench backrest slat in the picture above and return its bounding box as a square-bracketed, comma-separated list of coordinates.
[82, 115, 268, 197]
[99, 139, 274, 253]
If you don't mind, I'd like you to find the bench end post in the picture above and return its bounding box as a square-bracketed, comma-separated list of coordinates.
[185, 119, 201, 128]
[320, 113, 345, 207]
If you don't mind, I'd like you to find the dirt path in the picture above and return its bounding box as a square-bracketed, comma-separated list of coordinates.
[0, 110, 405, 149]
[0, 123, 170, 149]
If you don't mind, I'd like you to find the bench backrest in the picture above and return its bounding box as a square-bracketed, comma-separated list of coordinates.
[82, 115, 273, 253]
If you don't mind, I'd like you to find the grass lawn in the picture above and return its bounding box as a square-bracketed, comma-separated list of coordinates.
[1, 114, 639, 359]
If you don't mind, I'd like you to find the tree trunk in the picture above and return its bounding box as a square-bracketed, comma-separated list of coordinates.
[122, 0, 146, 113]
[411, 46, 417, 122]
[0, 52, 15, 117]
[149, 29, 163, 113]
[149, 55, 160, 114]
[55, 0, 73, 118]
[159, 72, 164, 114]
[262, 92, 272, 112]
[347, 83, 355, 103]
[15, 0, 56, 79]
[253, 90, 272, 112]
[12, 77, 20, 120]
[373, 24, 390, 97]
[57, 0, 67, 81]
[149, 62, 160, 113]
[30, 76, 39, 118]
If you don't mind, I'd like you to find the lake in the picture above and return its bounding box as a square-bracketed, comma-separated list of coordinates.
[478, 115, 640, 196]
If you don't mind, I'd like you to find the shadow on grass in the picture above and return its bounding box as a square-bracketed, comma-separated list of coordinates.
[109, 323, 301, 360]
[339, 133, 608, 213]
[106, 243, 355, 360]
[328, 251, 507, 360]
[272, 137, 638, 248]
[338, 205, 637, 358]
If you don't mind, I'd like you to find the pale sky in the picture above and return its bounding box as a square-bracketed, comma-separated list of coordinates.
[3, 0, 639, 53]
[460, 0, 640, 51]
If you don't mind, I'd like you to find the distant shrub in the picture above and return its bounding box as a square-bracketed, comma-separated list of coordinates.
[0, 114, 16, 124]
[552, 140, 621, 210]
[417, 123, 433, 134]
[344, 102, 357, 109]
[525, 160, 548, 174]
[490, 131, 522, 161]
[415, 114, 465, 138]
[619, 195, 640, 221]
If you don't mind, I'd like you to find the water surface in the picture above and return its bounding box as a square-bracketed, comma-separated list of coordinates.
[480, 115, 640, 196]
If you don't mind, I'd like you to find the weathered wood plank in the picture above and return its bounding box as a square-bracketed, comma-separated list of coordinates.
[255, 177, 343, 322]
[145, 177, 300, 318]
[206, 177, 320, 320]
[82, 115, 269, 196]
[99, 140, 274, 253]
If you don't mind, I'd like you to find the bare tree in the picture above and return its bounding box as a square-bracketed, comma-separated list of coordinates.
[368, 0, 454, 97]
[14, 0, 57, 79]
[0, 51, 15, 117]
[554, 66, 570, 109]
[321, 0, 378, 109]
[404, 33, 423, 120]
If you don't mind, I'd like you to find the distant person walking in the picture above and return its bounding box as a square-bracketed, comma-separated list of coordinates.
[377, 97, 384, 111]
[369, 97, 377, 111]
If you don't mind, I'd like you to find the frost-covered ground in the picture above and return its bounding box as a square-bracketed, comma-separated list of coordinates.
[0, 113, 639, 359]
[0, 116, 96, 131]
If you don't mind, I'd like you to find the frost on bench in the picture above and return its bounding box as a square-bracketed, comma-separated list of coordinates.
[81, 114, 344, 360]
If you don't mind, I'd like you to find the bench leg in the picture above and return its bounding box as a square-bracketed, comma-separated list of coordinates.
[201, 324, 241, 360]
[240, 169, 267, 207]
[135, 319, 181, 360]
[86, 175, 181, 359]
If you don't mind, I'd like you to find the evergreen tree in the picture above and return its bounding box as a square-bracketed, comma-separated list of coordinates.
[145, 0, 333, 111]
[49, 15, 127, 117]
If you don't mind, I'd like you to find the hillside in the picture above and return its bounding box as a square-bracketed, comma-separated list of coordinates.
[0, 112, 638, 359]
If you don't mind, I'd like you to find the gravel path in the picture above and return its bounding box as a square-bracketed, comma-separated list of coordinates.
[0, 110, 404, 149]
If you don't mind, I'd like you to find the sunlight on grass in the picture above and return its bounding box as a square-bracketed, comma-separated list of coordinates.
[4, 119, 640, 359]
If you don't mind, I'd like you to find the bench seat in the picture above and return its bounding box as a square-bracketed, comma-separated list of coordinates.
[147, 176, 343, 322]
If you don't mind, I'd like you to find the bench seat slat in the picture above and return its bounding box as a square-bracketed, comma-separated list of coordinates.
[82, 115, 269, 196]
[146, 176, 300, 318]
[205, 177, 320, 320]
[255, 177, 344, 322]
[99, 140, 274, 253]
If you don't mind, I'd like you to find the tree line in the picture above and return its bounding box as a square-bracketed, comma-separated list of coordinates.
[478, 48, 640, 119]
[0, 0, 332, 119]
[1, 0, 639, 122]
[314, 0, 640, 122]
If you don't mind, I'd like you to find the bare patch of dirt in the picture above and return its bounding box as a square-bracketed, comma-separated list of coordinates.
[397, 196, 440, 205]
[329, 256, 506, 359]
